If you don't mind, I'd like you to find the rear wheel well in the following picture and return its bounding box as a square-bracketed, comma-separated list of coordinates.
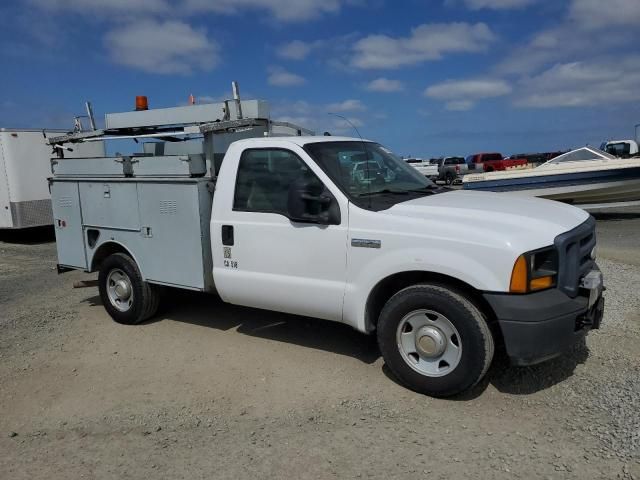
[91, 242, 134, 272]
[365, 271, 498, 333]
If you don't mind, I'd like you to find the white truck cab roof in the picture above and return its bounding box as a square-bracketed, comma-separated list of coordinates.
[231, 136, 374, 149]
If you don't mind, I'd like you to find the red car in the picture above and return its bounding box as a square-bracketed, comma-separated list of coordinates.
[465, 153, 527, 172]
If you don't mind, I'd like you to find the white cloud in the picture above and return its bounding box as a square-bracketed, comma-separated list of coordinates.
[271, 99, 365, 134]
[331, 116, 364, 128]
[267, 67, 306, 86]
[326, 99, 366, 112]
[351, 23, 496, 69]
[181, 0, 343, 21]
[424, 79, 512, 110]
[498, 0, 640, 75]
[276, 40, 313, 60]
[444, 100, 474, 111]
[569, 0, 640, 30]
[457, 0, 535, 9]
[365, 77, 404, 92]
[104, 20, 218, 74]
[177, 91, 255, 105]
[30, 0, 171, 14]
[275, 33, 360, 70]
[515, 57, 640, 108]
[30, 0, 359, 22]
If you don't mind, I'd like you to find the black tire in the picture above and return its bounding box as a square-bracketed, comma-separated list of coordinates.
[98, 253, 160, 325]
[377, 284, 494, 398]
[445, 173, 456, 185]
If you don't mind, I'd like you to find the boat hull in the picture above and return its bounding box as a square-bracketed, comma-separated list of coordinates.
[463, 166, 640, 205]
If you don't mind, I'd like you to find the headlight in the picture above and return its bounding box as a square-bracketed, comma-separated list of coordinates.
[509, 247, 558, 293]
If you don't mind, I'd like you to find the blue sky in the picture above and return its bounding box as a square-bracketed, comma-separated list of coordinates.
[1, 0, 639, 158]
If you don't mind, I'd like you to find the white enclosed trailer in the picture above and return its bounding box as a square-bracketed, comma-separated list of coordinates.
[0, 129, 104, 229]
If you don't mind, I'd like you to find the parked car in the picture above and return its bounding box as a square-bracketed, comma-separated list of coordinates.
[466, 152, 527, 172]
[432, 157, 468, 185]
[405, 158, 439, 178]
[352, 160, 386, 185]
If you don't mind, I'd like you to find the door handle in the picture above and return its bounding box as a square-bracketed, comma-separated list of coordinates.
[222, 225, 234, 246]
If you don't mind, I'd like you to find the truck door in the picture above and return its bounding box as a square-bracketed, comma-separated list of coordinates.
[212, 146, 348, 322]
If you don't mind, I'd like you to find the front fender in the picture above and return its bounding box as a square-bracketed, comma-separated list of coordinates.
[342, 246, 508, 332]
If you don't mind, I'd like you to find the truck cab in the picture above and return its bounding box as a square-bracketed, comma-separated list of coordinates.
[601, 139, 640, 158]
[466, 152, 527, 172]
[49, 109, 604, 398]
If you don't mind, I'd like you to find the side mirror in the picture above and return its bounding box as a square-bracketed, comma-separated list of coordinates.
[287, 177, 341, 225]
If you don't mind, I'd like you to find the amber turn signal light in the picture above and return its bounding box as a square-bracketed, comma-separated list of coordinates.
[509, 255, 528, 293]
[530, 275, 554, 291]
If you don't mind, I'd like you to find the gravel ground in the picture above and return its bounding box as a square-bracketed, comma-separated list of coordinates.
[0, 211, 639, 479]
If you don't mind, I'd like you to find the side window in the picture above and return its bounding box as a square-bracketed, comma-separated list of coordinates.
[606, 143, 630, 157]
[233, 148, 322, 216]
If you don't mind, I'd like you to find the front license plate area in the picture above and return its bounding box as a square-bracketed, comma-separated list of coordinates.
[580, 270, 603, 308]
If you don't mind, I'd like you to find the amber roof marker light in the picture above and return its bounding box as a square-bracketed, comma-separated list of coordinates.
[135, 96, 149, 111]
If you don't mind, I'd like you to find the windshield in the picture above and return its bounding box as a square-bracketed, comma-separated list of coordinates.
[548, 147, 614, 164]
[304, 141, 441, 211]
[605, 142, 631, 157]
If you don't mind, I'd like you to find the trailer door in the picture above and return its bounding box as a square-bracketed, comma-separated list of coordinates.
[0, 135, 12, 228]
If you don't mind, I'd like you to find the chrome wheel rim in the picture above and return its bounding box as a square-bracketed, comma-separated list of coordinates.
[396, 309, 462, 377]
[106, 269, 133, 312]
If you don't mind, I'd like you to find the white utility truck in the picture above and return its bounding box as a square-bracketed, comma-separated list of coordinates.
[0, 128, 104, 229]
[48, 89, 604, 397]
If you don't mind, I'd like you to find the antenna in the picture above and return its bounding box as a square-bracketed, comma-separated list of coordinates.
[328, 112, 371, 208]
[328, 112, 363, 140]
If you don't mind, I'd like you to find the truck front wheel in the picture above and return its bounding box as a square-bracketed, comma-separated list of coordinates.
[98, 253, 160, 325]
[377, 284, 494, 397]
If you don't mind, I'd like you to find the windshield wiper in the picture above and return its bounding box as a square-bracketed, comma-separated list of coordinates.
[404, 185, 448, 194]
[358, 189, 410, 197]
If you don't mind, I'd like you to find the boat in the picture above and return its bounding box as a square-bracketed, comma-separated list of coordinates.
[462, 146, 640, 208]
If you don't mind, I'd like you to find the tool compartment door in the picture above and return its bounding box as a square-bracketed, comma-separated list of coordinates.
[79, 182, 140, 230]
[51, 181, 87, 269]
[136, 182, 208, 289]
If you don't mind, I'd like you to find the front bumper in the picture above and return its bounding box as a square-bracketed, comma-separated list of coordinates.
[484, 285, 604, 366]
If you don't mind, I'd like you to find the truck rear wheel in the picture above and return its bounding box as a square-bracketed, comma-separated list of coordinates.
[377, 284, 494, 398]
[445, 172, 456, 185]
[98, 253, 160, 325]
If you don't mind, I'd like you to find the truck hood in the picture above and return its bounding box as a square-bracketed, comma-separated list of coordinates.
[383, 190, 589, 250]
